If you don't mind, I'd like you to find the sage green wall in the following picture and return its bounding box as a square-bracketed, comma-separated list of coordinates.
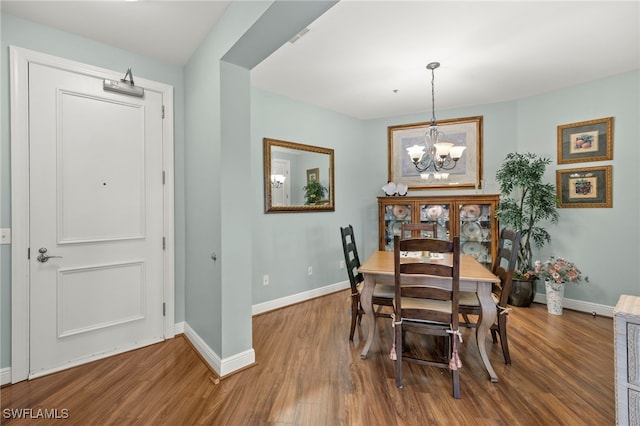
[0, 13, 187, 369]
[253, 70, 640, 310]
[249, 88, 519, 304]
[516, 70, 640, 306]
[251, 88, 366, 305]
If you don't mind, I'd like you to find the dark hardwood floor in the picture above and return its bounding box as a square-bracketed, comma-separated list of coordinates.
[1, 289, 614, 425]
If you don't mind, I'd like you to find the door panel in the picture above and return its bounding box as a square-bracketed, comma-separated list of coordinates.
[57, 261, 145, 338]
[59, 92, 146, 242]
[28, 62, 164, 377]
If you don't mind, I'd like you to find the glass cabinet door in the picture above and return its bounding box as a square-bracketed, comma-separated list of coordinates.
[459, 203, 493, 266]
[419, 203, 451, 241]
[383, 203, 412, 251]
[378, 195, 499, 261]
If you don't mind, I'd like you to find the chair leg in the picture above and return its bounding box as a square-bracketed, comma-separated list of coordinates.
[490, 326, 499, 343]
[443, 335, 451, 360]
[461, 313, 471, 324]
[349, 296, 358, 341]
[395, 322, 404, 389]
[445, 334, 460, 399]
[497, 315, 511, 365]
[452, 368, 460, 399]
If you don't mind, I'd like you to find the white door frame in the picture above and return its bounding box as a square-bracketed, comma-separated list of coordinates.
[271, 158, 290, 206]
[9, 46, 175, 383]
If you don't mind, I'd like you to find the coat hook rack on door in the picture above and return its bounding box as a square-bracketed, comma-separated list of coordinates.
[103, 67, 144, 98]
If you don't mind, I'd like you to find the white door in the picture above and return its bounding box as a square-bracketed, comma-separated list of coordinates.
[28, 63, 165, 377]
[271, 158, 290, 206]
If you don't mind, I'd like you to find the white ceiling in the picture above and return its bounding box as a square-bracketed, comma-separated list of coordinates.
[3, 1, 639, 120]
[1, 0, 231, 66]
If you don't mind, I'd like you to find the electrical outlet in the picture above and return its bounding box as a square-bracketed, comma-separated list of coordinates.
[263, 275, 269, 286]
[0, 228, 10, 245]
[308, 266, 313, 276]
[339, 260, 345, 269]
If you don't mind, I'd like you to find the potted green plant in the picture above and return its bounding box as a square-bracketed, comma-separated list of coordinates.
[303, 180, 328, 205]
[495, 152, 559, 307]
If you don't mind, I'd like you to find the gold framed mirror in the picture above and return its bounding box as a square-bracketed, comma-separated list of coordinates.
[264, 138, 334, 213]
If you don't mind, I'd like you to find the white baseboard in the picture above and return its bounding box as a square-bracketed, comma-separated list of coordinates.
[0, 320, 242, 385]
[1, 367, 11, 385]
[179, 281, 348, 377]
[182, 322, 255, 378]
[220, 348, 256, 377]
[183, 322, 222, 375]
[533, 293, 614, 317]
[252, 280, 350, 316]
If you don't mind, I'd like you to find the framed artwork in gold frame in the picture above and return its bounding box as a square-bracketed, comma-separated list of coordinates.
[388, 116, 483, 190]
[557, 117, 613, 164]
[556, 165, 612, 208]
[306, 168, 319, 184]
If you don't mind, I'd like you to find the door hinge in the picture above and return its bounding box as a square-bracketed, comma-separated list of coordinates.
[162, 105, 165, 119]
[163, 302, 166, 317]
[27, 247, 30, 259]
[163, 237, 166, 250]
[162, 171, 165, 185]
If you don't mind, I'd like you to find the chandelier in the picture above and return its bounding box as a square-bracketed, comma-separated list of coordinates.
[271, 174, 286, 188]
[406, 62, 466, 174]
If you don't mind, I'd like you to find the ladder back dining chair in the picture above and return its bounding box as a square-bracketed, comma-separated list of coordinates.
[392, 235, 463, 398]
[340, 225, 394, 341]
[459, 228, 521, 364]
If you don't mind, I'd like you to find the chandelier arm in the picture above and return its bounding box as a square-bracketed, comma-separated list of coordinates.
[438, 158, 460, 171]
[414, 157, 458, 173]
[413, 156, 436, 173]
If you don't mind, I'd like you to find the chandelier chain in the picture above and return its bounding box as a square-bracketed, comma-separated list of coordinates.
[430, 66, 436, 125]
[405, 61, 465, 175]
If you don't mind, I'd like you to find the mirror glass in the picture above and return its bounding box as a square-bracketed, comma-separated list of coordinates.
[264, 138, 334, 213]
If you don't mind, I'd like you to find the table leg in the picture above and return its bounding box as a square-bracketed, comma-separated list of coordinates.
[475, 281, 499, 382]
[359, 274, 376, 359]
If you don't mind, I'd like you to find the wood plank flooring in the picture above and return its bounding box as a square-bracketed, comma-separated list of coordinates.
[1, 289, 614, 425]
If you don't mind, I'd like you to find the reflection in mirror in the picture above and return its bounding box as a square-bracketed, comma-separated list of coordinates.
[264, 138, 334, 213]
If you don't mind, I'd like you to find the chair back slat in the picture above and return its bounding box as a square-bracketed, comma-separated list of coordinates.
[402, 308, 452, 324]
[401, 286, 451, 301]
[400, 262, 452, 277]
[401, 222, 438, 239]
[400, 237, 451, 253]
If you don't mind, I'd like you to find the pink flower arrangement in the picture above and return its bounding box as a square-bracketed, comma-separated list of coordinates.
[534, 256, 586, 284]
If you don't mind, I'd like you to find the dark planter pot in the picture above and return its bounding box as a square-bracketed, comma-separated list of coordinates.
[509, 278, 537, 307]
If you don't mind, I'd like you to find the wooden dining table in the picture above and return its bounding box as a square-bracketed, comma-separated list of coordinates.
[358, 250, 501, 382]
